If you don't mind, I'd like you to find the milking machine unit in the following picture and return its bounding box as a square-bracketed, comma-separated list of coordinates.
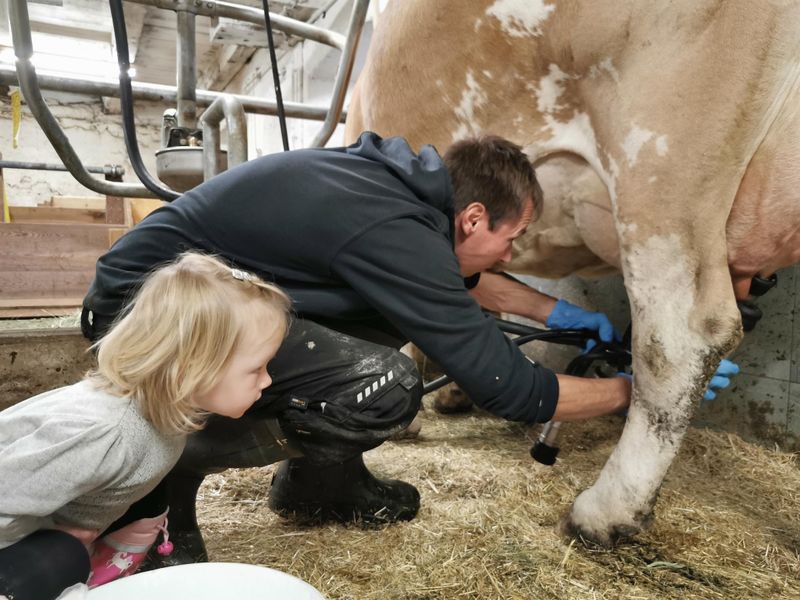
[421, 317, 632, 467]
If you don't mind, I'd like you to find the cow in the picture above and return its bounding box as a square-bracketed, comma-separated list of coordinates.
[344, 0, 800, 545]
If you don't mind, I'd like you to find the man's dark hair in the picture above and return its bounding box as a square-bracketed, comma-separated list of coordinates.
[444, 135, 542, 229]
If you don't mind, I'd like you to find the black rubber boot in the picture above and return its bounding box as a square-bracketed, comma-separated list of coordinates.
[139, 471, 208, 571]
[268, 455, 420, 525]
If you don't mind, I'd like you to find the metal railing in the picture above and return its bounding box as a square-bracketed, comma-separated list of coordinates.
[7, 0, 370, 197]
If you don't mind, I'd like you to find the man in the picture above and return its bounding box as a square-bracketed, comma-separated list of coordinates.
[82, 132, 630, 563]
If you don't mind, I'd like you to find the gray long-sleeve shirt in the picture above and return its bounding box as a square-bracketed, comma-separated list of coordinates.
[0, 381, 185, 549]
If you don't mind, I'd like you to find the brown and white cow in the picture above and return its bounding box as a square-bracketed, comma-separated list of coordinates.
[344, 0, 800, 545]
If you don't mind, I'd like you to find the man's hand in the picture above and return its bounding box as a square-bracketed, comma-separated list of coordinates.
[545, 299, 620, 345]
[703, 358, 740, 401]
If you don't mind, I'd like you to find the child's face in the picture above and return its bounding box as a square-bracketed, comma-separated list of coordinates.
[192, 320, 284, 419]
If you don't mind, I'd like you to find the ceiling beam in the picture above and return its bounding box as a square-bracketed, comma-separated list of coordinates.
[122, 3, 148, 63]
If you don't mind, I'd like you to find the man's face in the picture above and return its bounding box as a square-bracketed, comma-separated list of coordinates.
[454, 198, 534, 276]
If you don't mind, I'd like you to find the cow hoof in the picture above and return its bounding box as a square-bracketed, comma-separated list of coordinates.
[390, 415, 422, 440]
[560, 489, 647, 547]
[433, 387, 473, 414]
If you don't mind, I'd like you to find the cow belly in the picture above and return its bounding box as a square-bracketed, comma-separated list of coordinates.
[727, 86, 800, 287]
[508, 153, 619, 278]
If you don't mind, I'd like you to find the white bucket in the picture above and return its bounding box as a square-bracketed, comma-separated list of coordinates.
[87, 562, 325, 600]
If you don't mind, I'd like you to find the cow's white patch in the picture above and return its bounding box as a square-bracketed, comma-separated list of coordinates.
[625, 234, 704, 372]
[537, 111, 618, 206]
[655, 135, 669, 156]
[306, 341, 316, 350]
[618, 221, 638, 235]
[486, 0, 555, 38]
[451, 70, 488, 141]
[534, 64, 570, 114]
[622, 125, 655, 167]
[588, 57, 620, 83]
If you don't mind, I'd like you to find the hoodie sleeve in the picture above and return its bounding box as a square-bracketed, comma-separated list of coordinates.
[331, 216, 559, 423]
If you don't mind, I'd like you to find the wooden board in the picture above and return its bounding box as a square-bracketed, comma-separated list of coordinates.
[0, 307, 81, 318]
[10, 205, 107, 224]
[130, 198, 165, 224]
[47, 195, 106, 210]
[0, 223, 117, 306]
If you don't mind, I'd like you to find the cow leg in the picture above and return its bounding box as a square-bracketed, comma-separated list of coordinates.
[563, 229, 743, 545]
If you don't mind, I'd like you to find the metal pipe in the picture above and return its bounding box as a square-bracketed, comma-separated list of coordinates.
[199, 95, 247, 180]
[176, 9, 197, 128]
[126, 0, 346, 49]
[309, 0, 369, 147]
[8, 0, 155, 198]
[0, 66, 345, 122]
[0, 160, 125, 177]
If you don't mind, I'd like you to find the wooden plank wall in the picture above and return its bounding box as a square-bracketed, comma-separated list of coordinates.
[0, 196, 164, 317]
[0, 223, 119, 317]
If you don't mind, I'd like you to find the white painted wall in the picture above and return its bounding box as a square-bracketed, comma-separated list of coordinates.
[0, 89, 163, 206]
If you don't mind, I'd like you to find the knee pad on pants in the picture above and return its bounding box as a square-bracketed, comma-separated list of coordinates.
[278, 350, 422, 465]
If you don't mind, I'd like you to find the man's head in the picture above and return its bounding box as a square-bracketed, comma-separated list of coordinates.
[444, 135, 542, 276]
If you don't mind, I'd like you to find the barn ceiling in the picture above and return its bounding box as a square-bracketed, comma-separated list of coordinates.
[0, 0, 336, 91]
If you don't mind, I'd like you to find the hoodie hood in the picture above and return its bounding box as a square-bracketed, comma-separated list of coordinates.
[346, 131, 454, 221]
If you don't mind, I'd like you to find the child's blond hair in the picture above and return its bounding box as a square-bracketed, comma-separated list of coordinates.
[89, 252, 292, 435]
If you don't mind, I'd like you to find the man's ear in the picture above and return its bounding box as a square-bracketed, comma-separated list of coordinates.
[458, 202, 486, 236]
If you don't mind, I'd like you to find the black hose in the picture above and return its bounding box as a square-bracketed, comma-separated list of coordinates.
[421, 320, 630, 395]
[109, 0, 180, 201]
[262, 0, 290, 151]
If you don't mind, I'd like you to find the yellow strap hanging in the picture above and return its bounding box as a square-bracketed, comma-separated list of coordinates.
[11, 89, 21, 149]
[2, 183, 9, 223]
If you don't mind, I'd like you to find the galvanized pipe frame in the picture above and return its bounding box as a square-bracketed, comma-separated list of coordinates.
[0, 66, 343, 122]
[176, 9, 198, 128]
[125, 0, 347, 49]
[130, 0, 370, 148]
[7, 0, 366, 198]
[0, 160, 125, 177]
[199, 95, 247, 180]
[309, 0, 369, 147]
[8, 0, 155, 197]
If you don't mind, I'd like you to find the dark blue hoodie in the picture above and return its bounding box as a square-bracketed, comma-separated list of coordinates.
[85, 132, 558, 423]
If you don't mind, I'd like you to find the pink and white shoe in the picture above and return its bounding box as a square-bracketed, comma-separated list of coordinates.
[88, 510, 173, 588]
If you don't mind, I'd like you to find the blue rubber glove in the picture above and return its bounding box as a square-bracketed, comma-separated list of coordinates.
[703, 359, 740, 401]
[545, 299, 621, 348]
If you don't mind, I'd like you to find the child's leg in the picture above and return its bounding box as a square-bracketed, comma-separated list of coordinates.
[0, 530, 90, 600]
